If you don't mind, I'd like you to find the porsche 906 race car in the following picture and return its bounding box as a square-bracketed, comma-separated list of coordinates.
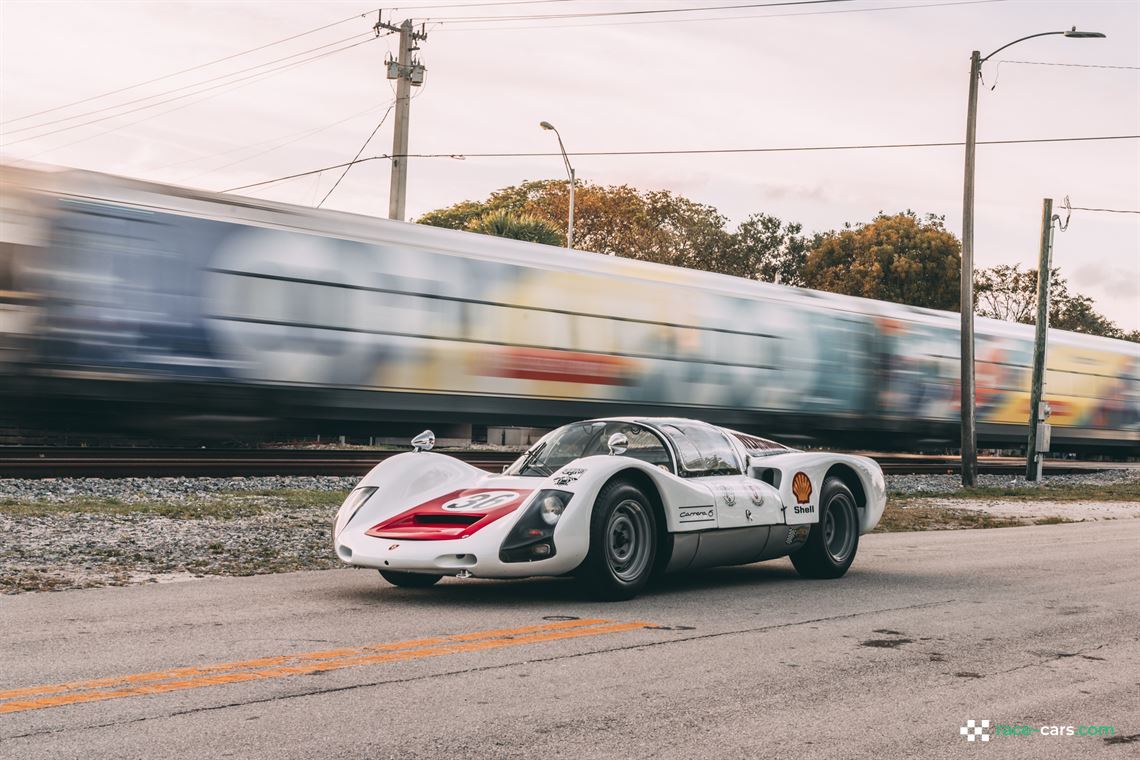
[334, 418, 886, 600]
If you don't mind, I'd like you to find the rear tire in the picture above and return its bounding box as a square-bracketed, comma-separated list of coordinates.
[790, 476, 860, 579]
[379, 570, 443, 588]
[581, 480, 658, 601]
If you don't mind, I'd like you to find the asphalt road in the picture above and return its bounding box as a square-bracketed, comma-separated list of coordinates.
[2, 521, 1137, 760]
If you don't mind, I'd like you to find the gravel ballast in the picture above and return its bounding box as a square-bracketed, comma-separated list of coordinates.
[2, 470, 1137, 594]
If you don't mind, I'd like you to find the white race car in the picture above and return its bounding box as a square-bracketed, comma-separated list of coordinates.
[334, 418, 886, 600]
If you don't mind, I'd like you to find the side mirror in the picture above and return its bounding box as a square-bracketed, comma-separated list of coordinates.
[411, 430, 435, 452]
[607, 432, 628, 455]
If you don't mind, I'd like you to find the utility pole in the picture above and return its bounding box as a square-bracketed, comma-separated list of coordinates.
[1026, 198, 1067, 481]
[375, 16, 426, 221]
[959, 49, 981, 487]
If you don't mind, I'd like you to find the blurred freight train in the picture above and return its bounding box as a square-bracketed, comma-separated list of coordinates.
[1, 164, 1137, 453]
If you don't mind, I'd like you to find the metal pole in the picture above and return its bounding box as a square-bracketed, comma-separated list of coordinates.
[1026, 198, 1053, 481]
[959, 50, 980, 487]
[567, 166, 575, 249]
[388, 20, 412, 221]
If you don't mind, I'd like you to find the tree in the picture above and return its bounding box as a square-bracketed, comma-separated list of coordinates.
[974, 264, 1040, 323]
[465, 209, 564, 246]
[723, 213, 810, 286]
[974, 263, 1128, 340]
[801, 211, 962, 310]
[417, 180, 731, 272]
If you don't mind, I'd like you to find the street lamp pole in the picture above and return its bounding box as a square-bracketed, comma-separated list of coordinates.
[958, 27, 1104, 487]
[540, 121, 575, 249]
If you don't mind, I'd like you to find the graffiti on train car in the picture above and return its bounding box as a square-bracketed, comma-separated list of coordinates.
[6, 172, 1140, 442]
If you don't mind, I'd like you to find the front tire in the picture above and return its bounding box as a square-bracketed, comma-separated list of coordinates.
[581, 480, 658, 601]
[790, 476, 860, 579]
[379, 570, 443, 588]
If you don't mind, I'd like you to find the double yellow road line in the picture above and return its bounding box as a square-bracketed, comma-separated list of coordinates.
[0, 618, 650, 714]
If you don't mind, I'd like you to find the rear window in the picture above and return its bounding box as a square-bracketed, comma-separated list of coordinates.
[658, 422, 741, 476]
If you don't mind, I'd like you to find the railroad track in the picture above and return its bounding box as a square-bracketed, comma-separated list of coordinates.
[0, 448, 1131, 478]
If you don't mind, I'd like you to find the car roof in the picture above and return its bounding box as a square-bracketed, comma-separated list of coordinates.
[583, 417, 792, 453]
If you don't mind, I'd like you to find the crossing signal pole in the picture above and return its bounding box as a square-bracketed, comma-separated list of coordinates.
[375, 16, 426, 221]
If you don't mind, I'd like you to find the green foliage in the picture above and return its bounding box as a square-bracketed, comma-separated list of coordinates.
[417, 180, 730, 270]
[974, 263, 1127, 340]
[801, 211, 962, 310]
[465, 209, 564, 246]
[722, 213, 810, 286]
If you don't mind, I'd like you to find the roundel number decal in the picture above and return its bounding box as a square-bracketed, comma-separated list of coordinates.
[441, 491, 520, 512]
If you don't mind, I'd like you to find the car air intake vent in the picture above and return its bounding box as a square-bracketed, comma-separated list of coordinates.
[413, 513, 482, 526]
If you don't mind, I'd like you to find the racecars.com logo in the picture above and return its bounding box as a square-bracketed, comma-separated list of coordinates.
[958, 719, 1117, 741]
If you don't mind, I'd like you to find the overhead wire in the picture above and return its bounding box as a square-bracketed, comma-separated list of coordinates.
[220, 133, 1140, 194]
[430, 0, 1007, 32]
[998, 60, 1140, 71]
[1, 8, 382, 126]
[426, 0, 851, 23]
[1069, 206, 1140, 215]
[179, 102, 392, 183]
[3, 31, 376, 139]
[317, 103, 397, 207]
[0, 36, 381, 149]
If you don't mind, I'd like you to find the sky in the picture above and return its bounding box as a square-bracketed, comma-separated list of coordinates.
[1, 0, 1137, 330]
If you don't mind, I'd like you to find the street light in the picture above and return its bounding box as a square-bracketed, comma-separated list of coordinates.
[540, 120, 575, 249]
[958, 26, 1105, 487]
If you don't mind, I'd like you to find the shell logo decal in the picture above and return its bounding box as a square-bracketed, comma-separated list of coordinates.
[791, 472, 812, 504]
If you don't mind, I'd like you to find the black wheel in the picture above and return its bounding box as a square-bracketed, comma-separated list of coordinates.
[790, 476, 860, 579]
[581, 480, 658, 601]
[379, 570, 443, 588]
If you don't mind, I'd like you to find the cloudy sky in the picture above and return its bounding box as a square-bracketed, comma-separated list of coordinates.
[2, 0, 1137, 329]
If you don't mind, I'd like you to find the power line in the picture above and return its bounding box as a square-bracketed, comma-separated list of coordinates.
[432, 0, 1007, 33]
[317, 103, 396, 207]
[1, 37, 380, 149]
[4, 32, 375, 138]
[173, 102, 389, 181]
[220, 133, 1140, 193]
[1, 9, 381, 126]
[1069, 206, 1140, 215]
[224, 157, 388, 193]
[383, 0, 573, 8]
[8, 56, 380, 166]
[1000, 60, 1140, 71]
[428, 0, 851, 23]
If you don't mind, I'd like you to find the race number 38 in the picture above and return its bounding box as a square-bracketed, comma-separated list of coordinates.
[441, 491, 521, 512]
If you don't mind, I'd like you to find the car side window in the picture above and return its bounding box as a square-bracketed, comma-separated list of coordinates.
[620, 426, 673, 470]
[659, 423, 741, 477]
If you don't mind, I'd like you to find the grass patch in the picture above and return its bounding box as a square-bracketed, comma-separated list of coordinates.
[887, 480, 1140, 502]
[0, 489, 350, 519]
[874, 505, 1026, 533]
[1033, 516, 1078, 526]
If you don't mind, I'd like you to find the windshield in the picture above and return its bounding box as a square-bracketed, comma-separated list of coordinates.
[505, 421, 672, 477]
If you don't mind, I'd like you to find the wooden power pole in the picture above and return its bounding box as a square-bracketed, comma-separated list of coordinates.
[375, 17, 426, 221]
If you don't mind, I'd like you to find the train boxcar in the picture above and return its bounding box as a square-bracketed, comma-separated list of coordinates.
[2, 164, 1137, 452]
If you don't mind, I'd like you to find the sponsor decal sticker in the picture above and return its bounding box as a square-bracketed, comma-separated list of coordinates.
[785, 526, 809, 544]
[679, 507, 716, 524]
[553, 467, 586, 486]
[791, 472, 812, 504]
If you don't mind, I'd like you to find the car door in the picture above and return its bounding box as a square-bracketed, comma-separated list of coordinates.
[656, 421, 783, 529]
